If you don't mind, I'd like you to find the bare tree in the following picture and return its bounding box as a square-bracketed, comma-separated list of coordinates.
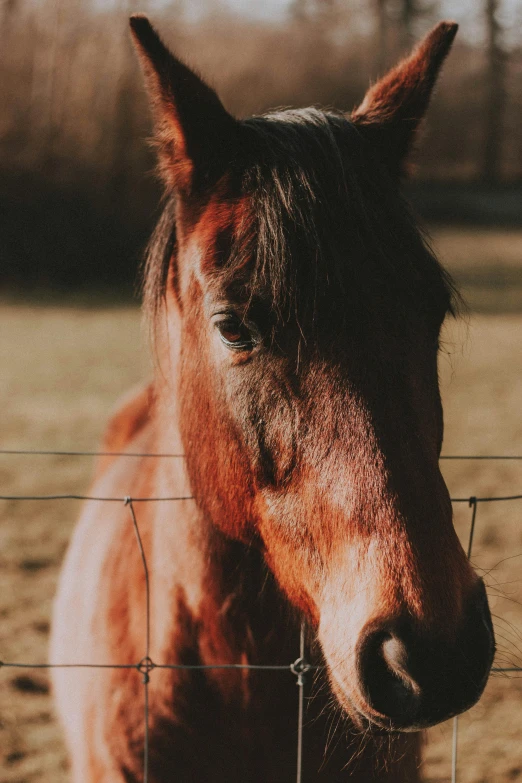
[399, 0, 417, 46]
[375, 0, 389, 74]
[482, 0, 507, 182]
[289, 0, 314, 22]
[2, 0, 19, 27]
[112, 0, 143, 202]
[290, 0, 337, 23]
[375, 0, 436, 72]
[397, 0, 440, 48]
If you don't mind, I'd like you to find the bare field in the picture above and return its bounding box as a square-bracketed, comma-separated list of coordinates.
[432, 227, 522, 314]
[1, 277, 521, 780]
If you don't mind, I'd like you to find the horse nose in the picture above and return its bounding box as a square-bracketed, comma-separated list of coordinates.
[356, 581, 495, 729]
[357, 622, 423, 726]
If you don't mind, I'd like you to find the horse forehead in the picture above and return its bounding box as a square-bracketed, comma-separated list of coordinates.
[179, 167, 450, 334]
[189, 186, 248, 251]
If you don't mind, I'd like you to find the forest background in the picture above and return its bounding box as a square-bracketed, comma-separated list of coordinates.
[1, 0, 521, 291]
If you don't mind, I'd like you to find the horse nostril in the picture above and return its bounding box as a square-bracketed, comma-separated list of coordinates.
[358, 627, 422, 725]
[356, 584, 495, 729]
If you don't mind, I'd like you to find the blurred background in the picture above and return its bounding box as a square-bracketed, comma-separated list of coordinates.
[1, 2, 522, 782]
[1, 0, 522, 293]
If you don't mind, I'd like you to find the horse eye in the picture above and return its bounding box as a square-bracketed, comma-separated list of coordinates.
[214, 316, 257, 351]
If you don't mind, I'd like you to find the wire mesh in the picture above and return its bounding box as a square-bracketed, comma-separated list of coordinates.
[1, 451, 521, 782]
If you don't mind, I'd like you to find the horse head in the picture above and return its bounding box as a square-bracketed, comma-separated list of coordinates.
[131, 16, 494, 732]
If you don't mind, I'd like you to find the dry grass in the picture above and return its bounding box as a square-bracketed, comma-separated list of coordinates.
[0, 305, 148, 782]
[1, 236, 521, 781]
[430, 227, 522, 314]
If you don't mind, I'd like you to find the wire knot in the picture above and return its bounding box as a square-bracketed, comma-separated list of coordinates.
[137, 656, 155, 683]
[469, 496, 477, 508]
[124, 496, 132, 506]
[291, 656, 311, 687]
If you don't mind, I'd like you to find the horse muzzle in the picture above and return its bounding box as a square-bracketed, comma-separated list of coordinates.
[327, 579, 495, 732]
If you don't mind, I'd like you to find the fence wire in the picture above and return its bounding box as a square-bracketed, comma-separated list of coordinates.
[1, 452, 521, 783]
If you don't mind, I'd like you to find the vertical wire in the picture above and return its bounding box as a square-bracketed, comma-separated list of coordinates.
[125, 497, 151, 783]
[296, 620, 306, 783]
[299, 620, 305, 669]
[452, 497, 478, 783]
[126, 497, 151, 658]
[466, 497, 478, 560]
[143, 673, 149, 783]
[451, 716, 458, 783]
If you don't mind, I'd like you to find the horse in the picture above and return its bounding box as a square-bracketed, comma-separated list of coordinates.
[50, 16, 495, 782]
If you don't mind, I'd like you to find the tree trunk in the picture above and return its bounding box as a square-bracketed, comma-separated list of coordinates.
[482, 0, 507, 183]
[375, 0, 389, 75]
[112, 0, 142, 207]
[399, 0, 416, 49]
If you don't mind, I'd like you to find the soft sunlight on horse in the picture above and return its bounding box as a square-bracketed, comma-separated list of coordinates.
[50, 17, 494, 782]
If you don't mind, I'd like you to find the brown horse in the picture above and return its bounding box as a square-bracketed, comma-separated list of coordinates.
[50, 17, 495, 783]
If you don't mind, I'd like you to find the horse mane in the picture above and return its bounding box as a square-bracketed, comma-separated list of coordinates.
[142, 107, 459, 335]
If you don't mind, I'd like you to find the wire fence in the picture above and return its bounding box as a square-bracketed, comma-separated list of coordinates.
[1, 449, 522, 783]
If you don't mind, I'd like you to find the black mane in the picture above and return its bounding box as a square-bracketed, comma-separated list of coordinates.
[143, 107, 458, 335]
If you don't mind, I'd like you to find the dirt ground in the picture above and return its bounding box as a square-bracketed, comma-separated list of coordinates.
[1, 228, 521, 782]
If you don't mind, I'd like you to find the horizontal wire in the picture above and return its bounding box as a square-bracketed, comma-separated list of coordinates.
[0, 661, 137, 669]
[1, 450, 522, 460]
[0, 494, 194, 502]
[154, 663, 305, 671]
[0, 660, 322, 671]
[440, 455, 522, 460]
[451, 495, 522, 503]
[0, 660, 518, 672]
[0, 449, 184, 458]
[2, 494, 522, 503]
[2, 448, 521, 750]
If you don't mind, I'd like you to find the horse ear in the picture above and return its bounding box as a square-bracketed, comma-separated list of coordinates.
[351, 21, 458, 177]
[129, 15, 237, 192]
